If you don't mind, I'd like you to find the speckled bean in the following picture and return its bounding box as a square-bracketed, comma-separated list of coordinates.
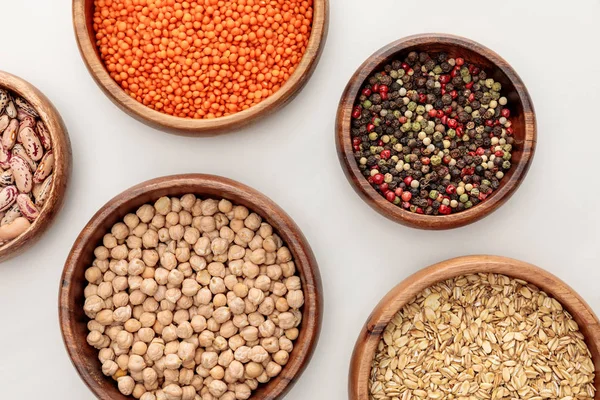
[18, 116, 36, 131]
[35, 121, 52, 150]
[0, 170, 14, 186]
[33, 174, 52, 205]
[0, 115, 9, 132]
[18, 126, 43, 161]
[15, 97, 38, 118]
[1, 204, 21, 226]
[5, 100, 17, 119]
[17, 193, 39, 221]
[0, 217, 31, 241]
[2, 118, 18, 150]
[0, 89, 8, 113]
[10, 155, 32, 193]
[0, 143, 11, 170]
[33, 150, 53, 183]
[0, 185, 18, 212]
[12, 144, 36, 171]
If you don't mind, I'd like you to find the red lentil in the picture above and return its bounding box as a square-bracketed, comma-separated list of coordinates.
[93, 0, 313, 119]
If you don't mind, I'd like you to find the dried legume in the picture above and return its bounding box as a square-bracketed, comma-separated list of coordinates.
[0, 88, 54, 244]
[93, 0, 313, 119]
[84, 195, 304, 399]
[351, 52, 515, 215]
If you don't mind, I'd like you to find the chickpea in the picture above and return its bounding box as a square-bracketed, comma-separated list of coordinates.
[198, 330, 215, 347]
[209, 277, 226, 294]
[84, 196, 304, 400]
[165, 353, 182, 370]
[158, 227, 170, 242]
[261, 336, 279, 353]
[114, 305, 132, 322]
[178, 341, 196, 362]
[210, 238, 228, 255]
[244, 362, 263, 379]
[142, 249, 159, 267]
[169, 225, 185, 241]
[125, 318, 142, 333]
[193, 237, 211, 256]
[176, 321, 193, 339]
[232, 314, 249, 329]
[273, 350, 290, 366]
[163, 384, 182, 400]
[124, 213, 140, 229]
[118, 376, 135, 395]
[132, 341, 148, 355]
[286, 290, 304, 309]
[83, 295, 105, 318]
[208, 379, 227, 397]
[147, 341, 164, 361]
[247, 288, 265, 306]
[281, 261, 296, 278]
[155, 197, 171, 216]
[229, 260, 244, 276]
[258, 297, 275, 316]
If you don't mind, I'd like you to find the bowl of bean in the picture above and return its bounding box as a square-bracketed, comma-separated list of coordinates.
[0, 71, 72, 262]
[336, 34, 536, 230]
[59, 174, 322, 400]
[350, 255, 600, 400]
[73, 0, 328, 136]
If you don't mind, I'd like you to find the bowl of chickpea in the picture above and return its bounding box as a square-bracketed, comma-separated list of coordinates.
[59, 174, 322, 400]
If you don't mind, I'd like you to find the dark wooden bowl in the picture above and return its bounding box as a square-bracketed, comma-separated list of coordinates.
[336, 34, 536, 230]
[349, 255, 600, 400]
[0, 71, 72, 262]
[59, 174, 322, 400]
[72, 0, 329, 136]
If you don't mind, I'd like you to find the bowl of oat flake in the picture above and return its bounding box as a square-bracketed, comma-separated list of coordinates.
[350, 255, 600, 400]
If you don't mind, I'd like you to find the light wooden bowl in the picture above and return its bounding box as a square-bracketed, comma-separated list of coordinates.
[336, 34, 537, 230]
[0, 71, 72, 262]
[72, 0, 329, 136]
[349, 255, 600, 400]
[59, 174, 322, 399]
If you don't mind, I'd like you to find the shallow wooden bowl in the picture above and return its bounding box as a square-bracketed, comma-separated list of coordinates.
[59, 174, 322, 399]
[72, 0, 329, 136]
[336, 34, 537, 230]
[0, 71, 72, 262]
[349, 255, 600, 400]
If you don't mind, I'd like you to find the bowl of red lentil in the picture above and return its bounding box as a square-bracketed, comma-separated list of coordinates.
[350, 255, 600, 400]
[336, 34, 536, 230]
[73, 0, 328, 136]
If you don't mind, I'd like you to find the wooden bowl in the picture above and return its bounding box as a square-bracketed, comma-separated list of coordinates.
[336, 34, 536, 230]
[72, 0, 329, 136]
[0, 71, 72, 262]
[349, 255, 600, 400]
[59, 174, 322, 399]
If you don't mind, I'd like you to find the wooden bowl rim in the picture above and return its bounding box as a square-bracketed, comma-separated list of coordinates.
[59, 173, 322, 400]
[72, 0, 329, 136]
[0, 70, 72, 262]
[336, 33, 537, 230]
[348, 255, 600, 400]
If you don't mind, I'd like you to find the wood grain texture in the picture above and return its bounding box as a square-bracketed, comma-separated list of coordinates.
[349, 255, 600, 400]
[336, 34, 537, 230]
[72, 0, 329, 136]
[0, 71, 72, 262]
[59, 174, 322, 400]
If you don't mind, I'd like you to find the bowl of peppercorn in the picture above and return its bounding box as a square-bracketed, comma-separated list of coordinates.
[336, 34, 536, 230]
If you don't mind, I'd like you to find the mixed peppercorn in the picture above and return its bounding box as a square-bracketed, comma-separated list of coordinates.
[351, 51, 515, 215]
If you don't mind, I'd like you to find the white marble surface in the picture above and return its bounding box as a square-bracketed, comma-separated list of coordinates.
[0, 0, 599, 398]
